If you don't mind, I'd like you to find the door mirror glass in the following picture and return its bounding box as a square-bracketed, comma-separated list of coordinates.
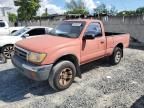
[83, 30, 102, 40]
[83, 32, 96, 39]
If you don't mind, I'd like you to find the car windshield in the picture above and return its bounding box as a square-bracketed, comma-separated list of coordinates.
[48, 21, 85, 38]
[11, 27, 30, 36]
[0, 22, 5, 27]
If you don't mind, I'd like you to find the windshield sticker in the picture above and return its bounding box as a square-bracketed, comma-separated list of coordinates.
[72, 23, 82, 26]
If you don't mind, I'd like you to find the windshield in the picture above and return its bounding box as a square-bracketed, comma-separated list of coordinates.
[0, 22, 5, 27]
[11, 27, 30, 36]
[49, 21, 85, 38]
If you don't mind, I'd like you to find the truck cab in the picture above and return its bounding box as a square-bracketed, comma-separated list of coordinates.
[0, 20, 23, 35]
[0, 20, 9, 35]
[12, 19, 130, 91]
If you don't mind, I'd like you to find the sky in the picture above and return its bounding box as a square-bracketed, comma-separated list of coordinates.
[0, 0, 144, 15]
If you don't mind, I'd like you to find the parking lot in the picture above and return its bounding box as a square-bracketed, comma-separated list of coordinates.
[0, 48, 144, 108]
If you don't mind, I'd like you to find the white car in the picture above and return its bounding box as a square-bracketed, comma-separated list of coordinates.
[0, 26, 53, 59]
[0, 20, 23, 35]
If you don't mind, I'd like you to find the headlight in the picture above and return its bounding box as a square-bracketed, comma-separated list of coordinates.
[27, 52, 47, 63]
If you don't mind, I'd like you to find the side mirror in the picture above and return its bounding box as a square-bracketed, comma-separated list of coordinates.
[83, 32, 96, 40]
[22, 34, 29, 38]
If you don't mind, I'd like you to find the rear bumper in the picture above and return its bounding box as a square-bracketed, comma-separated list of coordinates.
[12, 55, 53, 81]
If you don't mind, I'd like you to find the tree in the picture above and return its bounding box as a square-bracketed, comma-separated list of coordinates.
[8, 13, 17, 22]
[94, 4, 108, 17]
[108, 6, 117, 16]
[16, 0, 40, 21]
[136, 7, 144, 15]
[66, 0, 89, 15]
[117, 11, 136, 16]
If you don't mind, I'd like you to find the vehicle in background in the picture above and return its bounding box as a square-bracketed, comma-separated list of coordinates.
[0, 20, 24, 35]
[12, 19, 130, 91]
[0, 26, 53, 59]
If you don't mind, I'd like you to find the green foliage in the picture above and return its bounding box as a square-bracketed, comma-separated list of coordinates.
[94, 4, 108, 15]
[117, 7, 144, 16]
[16, 0, 40, 21]
[66, 0, 89, 15]
[94, 4, 117, 16]
[42, 13, 48, 17]
[136, 7, 144, 15]
[117, 11, 136, 16]
[8, 13, 17, 22]
[108, 6, 117, 16]
[66, 8, 89, 15]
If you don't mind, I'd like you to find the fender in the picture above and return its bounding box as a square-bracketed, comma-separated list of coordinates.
[53, 53, 82, 78]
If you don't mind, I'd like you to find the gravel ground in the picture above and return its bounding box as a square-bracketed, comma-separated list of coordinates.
[0, 48, 144, 108]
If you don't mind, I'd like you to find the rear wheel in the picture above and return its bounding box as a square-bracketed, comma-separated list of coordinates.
[48, 61, 76, 91]
[109, 47, 123, 65]
[2, 45, 14, 59]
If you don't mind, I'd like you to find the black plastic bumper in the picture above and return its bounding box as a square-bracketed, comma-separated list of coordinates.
[12, 55, 53, 81]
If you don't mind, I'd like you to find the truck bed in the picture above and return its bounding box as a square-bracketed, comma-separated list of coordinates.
[105, 32, 126, 36]
[106, 32, 130, 56]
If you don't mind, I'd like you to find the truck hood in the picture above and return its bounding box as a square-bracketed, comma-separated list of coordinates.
[16, 35, 79, 52]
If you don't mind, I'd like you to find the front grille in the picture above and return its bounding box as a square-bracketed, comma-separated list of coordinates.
[14, 47, 28, 60]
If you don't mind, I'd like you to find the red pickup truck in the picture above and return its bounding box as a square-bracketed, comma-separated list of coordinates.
[12, 19, 130, 91]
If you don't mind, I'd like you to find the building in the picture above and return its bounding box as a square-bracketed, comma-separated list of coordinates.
[0, 5, 13, 22]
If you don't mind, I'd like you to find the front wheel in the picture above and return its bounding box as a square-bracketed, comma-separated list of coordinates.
[2, 45, 14, 59]
[48, 61, 76, 91]
[109, 47, 123, 65]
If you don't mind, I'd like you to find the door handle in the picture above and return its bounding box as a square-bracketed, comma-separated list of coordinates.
[101, 41, 104, 44]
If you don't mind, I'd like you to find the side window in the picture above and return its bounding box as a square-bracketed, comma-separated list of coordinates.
[0, 22, 6, 27]
[86, 22, 102, 37]
[28, 28, 46, 36]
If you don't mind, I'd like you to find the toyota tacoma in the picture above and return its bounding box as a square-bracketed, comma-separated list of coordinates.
[12, 19, 130, 91]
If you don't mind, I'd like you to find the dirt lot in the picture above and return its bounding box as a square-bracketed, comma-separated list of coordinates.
[0, 48, 144, 108]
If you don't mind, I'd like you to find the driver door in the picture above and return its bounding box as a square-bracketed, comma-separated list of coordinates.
[81, 22, 106, 64]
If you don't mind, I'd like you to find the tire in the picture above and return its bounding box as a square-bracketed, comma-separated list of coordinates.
[2, 45, 14, 59]
[109, 47, 123, 65]
[48, 61, 76, 91]
[0, 53, 6, 64]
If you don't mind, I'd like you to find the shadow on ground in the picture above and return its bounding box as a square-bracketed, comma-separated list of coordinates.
[129, 43, 144, 51]
[131, 96, 144, 108]
[0, 58, 110, 103]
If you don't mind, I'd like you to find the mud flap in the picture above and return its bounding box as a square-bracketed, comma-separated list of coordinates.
[76, 63, 82, 78]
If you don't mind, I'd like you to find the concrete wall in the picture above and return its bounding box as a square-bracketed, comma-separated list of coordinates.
[102, 16, 144, 43]
[9, 16, 144, 43]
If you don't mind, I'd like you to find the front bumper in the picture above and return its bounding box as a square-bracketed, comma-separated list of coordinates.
[12, 55, 53, 81]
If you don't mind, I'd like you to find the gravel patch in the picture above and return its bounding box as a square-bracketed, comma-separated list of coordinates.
[0, 48, 144, 108]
